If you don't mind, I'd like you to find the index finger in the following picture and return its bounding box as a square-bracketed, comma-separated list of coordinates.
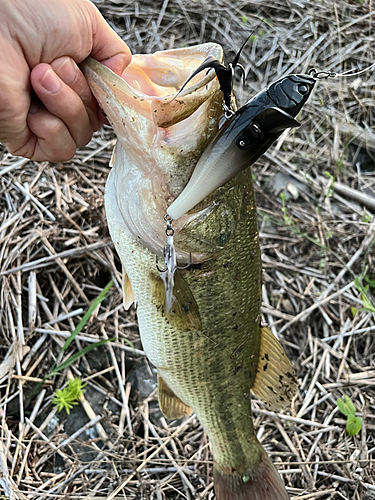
[87, 3, 132, 75]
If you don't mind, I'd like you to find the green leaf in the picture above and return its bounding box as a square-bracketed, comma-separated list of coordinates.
[241, 15, 247, 23]
[62, 281, 114, 352]
[47, 281, 114, 377]
[336, 395, 356, 417]
[346, 414, 362, 436]
[354, 276, 375, 313]
[49, 338, 115, 376]
[362, 211, 372, 223]
[362, 293, 375, 313]
[365, 275, 375, 288]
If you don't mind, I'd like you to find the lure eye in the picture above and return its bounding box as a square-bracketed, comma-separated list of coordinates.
[237, 138, 247, 149]
[298, 84, 309, 95]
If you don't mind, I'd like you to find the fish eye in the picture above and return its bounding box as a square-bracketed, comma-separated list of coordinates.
[298, 84, 309, 95]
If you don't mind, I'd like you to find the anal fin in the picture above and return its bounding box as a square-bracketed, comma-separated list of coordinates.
[122, 267, 134, 310]
[158, 374, 192, 420]
[252, 327, 298, 411]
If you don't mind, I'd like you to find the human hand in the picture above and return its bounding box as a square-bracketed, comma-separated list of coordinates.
[0, 0, 131, 162]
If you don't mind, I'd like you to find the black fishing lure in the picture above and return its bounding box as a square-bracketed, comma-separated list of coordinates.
[167, 72, 316, 220]
[160, 32, 374, 300]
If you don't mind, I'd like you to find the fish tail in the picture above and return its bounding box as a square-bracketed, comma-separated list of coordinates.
[213, 444, 289, 500]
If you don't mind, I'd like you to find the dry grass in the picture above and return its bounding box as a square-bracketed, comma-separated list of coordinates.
[1, 0, 375, 499]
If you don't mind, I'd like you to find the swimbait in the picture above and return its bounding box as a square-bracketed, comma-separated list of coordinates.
[167, 73, 315, 220]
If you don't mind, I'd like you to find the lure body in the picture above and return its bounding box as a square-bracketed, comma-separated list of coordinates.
[167, 74, 315, 220]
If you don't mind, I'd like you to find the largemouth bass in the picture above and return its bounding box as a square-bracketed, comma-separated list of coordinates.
[83, 44, 312, 500]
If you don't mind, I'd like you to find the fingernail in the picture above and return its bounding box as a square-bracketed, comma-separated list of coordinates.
[41, 69, 61, 93]
[101, 54, 129, 76]
[56, 58, 77, 84]
[29, 102, 39, 114]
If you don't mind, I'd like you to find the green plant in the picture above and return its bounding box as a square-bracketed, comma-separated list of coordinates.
[280, 192, 294, 227]
[324, 171, 335, 198]
[52, 378, 86, 414]
[32, 281, 121, 401]
[354, 275, 375, 314]
[362, 210, 372, 223]
[365, 275, 375, 287]
[47, 280, 116, 378]
[336, 395, 362, 436]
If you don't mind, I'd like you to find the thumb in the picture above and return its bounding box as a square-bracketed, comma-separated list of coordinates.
[88, 4, 132, 75]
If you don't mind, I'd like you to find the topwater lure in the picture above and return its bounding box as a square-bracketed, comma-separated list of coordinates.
[158, 70, 315, 305]
[167, 71, 316, 220]
[166, 59, 375, 221]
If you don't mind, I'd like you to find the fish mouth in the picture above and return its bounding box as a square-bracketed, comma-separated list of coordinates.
[83, 45, 222, 130]
[82, 44, 224, 261]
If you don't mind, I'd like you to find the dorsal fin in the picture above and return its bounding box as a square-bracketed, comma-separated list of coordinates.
[252, 327, 298, 411]
[158, 374, 192, 419]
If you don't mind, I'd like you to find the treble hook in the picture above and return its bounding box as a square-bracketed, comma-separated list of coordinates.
[169, 33, 253, 118]
[156, 214, 191, 314]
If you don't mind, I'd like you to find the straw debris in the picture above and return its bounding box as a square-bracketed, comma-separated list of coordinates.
[0, 0, 374, 498]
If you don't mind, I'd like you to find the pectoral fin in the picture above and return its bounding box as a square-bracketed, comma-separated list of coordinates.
[252, 327, 298, 411]
[122, 267, 135, 310]
[158, 375, 192, 419]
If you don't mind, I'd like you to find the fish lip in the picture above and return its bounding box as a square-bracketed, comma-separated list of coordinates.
[82, 45, 223, 132]
[83, 56, 216, 99]
[82, 43, 222, 102]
